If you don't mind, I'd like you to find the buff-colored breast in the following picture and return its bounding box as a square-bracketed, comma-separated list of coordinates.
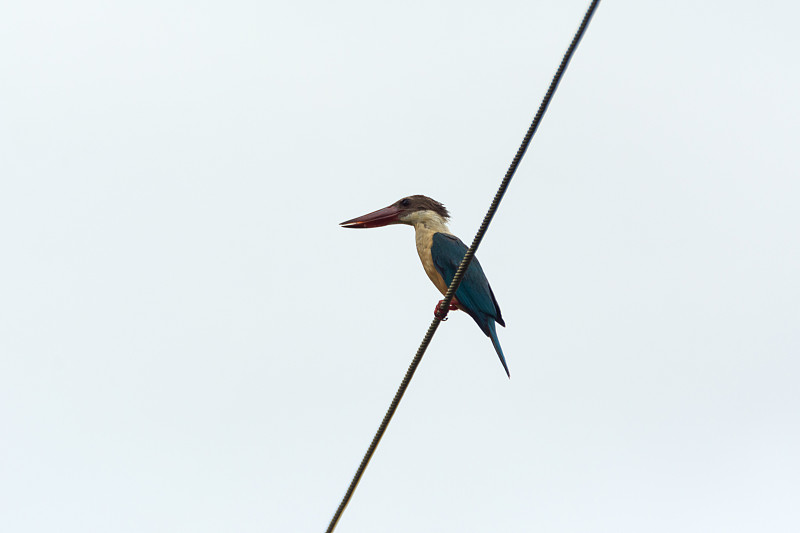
[415, 227, 450, 296]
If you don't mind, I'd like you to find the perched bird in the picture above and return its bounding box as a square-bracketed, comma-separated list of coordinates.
[340, 195, 509, 377]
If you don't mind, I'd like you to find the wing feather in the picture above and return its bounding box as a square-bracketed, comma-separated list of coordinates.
[430, 233, 504, 331]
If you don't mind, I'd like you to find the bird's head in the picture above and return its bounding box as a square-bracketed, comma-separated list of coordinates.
[340, 195, 450, 229]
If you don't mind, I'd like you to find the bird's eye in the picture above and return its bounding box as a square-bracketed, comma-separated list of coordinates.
[400, 198, 410, 207]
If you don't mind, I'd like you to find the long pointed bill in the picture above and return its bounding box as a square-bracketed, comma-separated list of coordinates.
[339, 205, 402, 229]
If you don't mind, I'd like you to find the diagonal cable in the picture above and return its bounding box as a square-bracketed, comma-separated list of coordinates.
[325, 2, 600, 531]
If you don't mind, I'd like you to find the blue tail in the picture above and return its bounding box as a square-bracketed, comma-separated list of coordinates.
[487, 320, 510, 378]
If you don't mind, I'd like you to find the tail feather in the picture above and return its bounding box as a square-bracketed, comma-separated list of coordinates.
[487, 320, 510, 378]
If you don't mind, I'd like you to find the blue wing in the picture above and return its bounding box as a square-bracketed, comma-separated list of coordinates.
[431, 232, 509, 376]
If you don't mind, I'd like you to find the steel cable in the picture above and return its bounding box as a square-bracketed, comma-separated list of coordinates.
[325, 2, 600, 531]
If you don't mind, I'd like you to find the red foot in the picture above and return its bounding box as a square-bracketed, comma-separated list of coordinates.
[434, 299, 460, 321]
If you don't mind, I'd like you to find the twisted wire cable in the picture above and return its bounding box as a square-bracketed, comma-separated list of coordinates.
[325, 2, 600, 530]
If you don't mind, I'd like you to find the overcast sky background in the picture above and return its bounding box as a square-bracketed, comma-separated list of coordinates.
[2, 1, 799, 532]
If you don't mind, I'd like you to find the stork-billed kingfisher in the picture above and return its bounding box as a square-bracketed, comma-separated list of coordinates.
[340, 195, 509, 377]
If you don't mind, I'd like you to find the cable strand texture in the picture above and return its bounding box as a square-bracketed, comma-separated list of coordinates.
[326, 2, 599, 531]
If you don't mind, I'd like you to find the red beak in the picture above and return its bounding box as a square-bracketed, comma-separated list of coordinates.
[340, 205, 403, 228]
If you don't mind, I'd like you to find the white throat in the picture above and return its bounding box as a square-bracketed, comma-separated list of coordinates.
[401, 210, 452, 235]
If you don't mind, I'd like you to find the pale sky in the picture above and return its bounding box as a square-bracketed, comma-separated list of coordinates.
[2, 1, 798, 532]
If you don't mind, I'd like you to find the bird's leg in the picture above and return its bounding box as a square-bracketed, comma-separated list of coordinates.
[434, 298, 460, 320]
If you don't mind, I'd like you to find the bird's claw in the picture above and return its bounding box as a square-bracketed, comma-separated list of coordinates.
[434, 300, 459, 321]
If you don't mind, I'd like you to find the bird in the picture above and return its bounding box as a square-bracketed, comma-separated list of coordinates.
[340, 195, 509, 377]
